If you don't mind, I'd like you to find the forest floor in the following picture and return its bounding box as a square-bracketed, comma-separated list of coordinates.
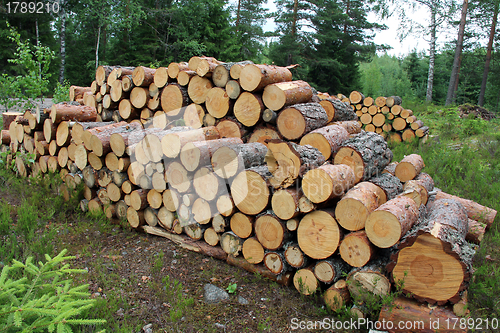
[1, 103, 500, 332]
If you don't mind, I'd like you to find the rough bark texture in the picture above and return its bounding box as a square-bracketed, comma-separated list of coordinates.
[266, 140, 325, 189]
[333, 131, 393, 183]
[239, 64, 292, 92]
[276, 102, 328, 140]
[262, 80, 313, 111]
[211, 142, 267, 179]
[368, 173, 403, 202]
[319, 98, 358, 123]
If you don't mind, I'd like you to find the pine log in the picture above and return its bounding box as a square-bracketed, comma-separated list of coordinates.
[416, 126, 429, 137]
[225, 80, 241, 99]
[227, 255, 292, 286]
[378, 296, 466, 333]
[392, 117, 407, 131]
[254, 211, 290, 251]
[211, 142, 267, 180]
[69, 86, 91, 101]
[262, 109, 278, 124]
[213, 61, 253, 87]
[239, 64, 292, 92]
[95, 65, 114, 85]
[130, 87, 150, 109]
[284, 242, 309, 269]
[319, 99, 357, 123]
[262, 80, 313, 111]
[265, 140, 325, 189]
[1, 130, 10, 145]
[167, 62, 189, 79]
[276, 102, 328, 140]
[165, 161, 191, 193]
[161, 83, 190, 114]
[271, 188, 302, 220]
[117, 99, 138, 120]
[466, 219, 486, 244]
[402, 128, 416, 142]
[152, 67, 169, 88]
[335, 182, 382, 231]
[368, 173, 403, 203]
[293, 266, 319, 295]
[215, 118, 248, 139]
[132, 66, 156, 87]
[127, 207, 145, 228]
[157, 190, 176, 213]
[297, 209, 342, 259]
[183, 103, 205, 129]
[230, 166, 271, 215]
[302, 164, 355, 204]
[220, 231, 243, 256]
[390, 199, 474, 304]
[314, 257, 350, 284]
[242, 237, 265, 264]
[248, 125, 281, 146]
[365, 196, 419, 248]
[299, 124, 350, 160]
[264, 251, 291, 275]
[193, 166, 226, 202]
[187, 75, 213, 104]
[330, 120, 362, 134]
[177, 70, 196, 86]
[233, 92, 265, 127]
[216, 194, 236, 217]
[333, 131, 393, 183]
[410, 119, 424, 131]
[230, 212, 255, 239]
[205, 87, 233, 119]
[179, 137, 243, 172]
[434, 191, 497, 229]
[395, 154, 424, 182]
[324, 280, 351, 311]
[50, 103, 97, 124]
[203, 227, 220, 246]
[347, 258, 392, 300]
[349, 91, 364, 104]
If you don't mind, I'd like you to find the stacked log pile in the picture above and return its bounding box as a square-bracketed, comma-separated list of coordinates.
[336, 91, 429, 143]
[1, 57, 496, 324]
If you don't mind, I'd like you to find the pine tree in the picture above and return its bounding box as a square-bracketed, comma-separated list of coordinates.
[234, 0, 269, 61]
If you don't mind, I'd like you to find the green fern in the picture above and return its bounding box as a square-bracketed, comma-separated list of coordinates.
[0, 249, 106, 332]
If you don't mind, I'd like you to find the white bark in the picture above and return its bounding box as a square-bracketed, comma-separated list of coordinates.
[425, 1, 436, 102]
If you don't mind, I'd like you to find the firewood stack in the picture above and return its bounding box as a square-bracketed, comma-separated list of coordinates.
[1, 56, 496, 323]
[336, 91, 429, 142]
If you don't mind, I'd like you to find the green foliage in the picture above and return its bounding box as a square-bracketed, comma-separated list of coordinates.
[226, 282, 237, 294]
[52, 80, 71, 103]
[0, 249, 106, 332]
[0, 74, 21, 111]
[162, 275, 194, 322]
[5, 22, 55, 108]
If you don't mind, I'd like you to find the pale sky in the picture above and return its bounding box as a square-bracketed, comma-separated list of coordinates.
[259, 0, 445, 57]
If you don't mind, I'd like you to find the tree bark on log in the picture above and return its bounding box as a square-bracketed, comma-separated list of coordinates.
[314, 256, 350, 284]
[262, 80, 313, 111]
[266, 140, 325, 189]
[276, 102, 328, 140]
[368, 173, 403, 203]
[324, 280, 351, 311]
[299, 124, 350, 160]
[335, 181, 382, 231]
[264, 251, 291, 275]
[211, 142, 267, 179]
[333, 131, 393, 183]
[179, 137, 243, 172]
[319, 99, 358, 123]
[395, 154, 424, 182]
[227, 255, 293, 286]
[302, 164, 355, 204]
[389, 199, 475, 305]
[239, 64, 292, 92]
[434, 191, 497, 229]
[365, 196, 419, 248]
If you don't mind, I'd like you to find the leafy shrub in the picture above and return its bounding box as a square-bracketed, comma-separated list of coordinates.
[0, 249, 106, 332]
[52, 80, 71, 104]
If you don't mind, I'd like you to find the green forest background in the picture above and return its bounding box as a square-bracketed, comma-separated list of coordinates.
[1, 0, 499, 111]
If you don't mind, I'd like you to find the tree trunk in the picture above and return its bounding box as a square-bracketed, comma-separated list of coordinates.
[242, 237, 265, 264]
[426, 2, 437, 102]
[51, 104, 97, 124]
[478, 1, 499, 106]
[160, 84, 190, 114]
[230, 212, 255, 239]
[446, 0, 469, 106]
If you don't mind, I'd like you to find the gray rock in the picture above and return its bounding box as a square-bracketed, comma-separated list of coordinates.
[204, 284, 229, 304]
[214, 323, 226, 329]
[142, 323, 153, 333]
[238, 296, 249, 305]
